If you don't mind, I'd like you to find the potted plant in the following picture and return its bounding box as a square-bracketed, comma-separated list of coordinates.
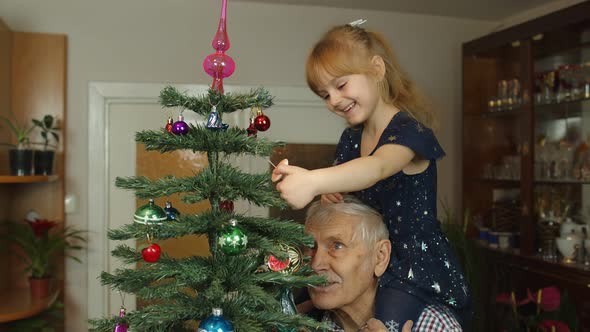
[31, 114, 60, 175]
[0, 218, 85, 298]
[0, 114, 35, 175]
[496, 286, 578, 331]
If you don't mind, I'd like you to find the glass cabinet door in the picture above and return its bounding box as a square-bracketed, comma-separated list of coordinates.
[532, 21, 590, 265]
[463, 41, 527, 253]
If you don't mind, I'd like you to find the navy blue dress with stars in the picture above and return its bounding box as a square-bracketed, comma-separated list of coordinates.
[334, 111, 471, 327]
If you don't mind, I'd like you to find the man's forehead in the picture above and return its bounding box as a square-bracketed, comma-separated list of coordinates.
[306, 214, 361, 239]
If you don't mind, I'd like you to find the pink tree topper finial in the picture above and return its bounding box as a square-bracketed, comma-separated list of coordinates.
[202, 0, 235, 93]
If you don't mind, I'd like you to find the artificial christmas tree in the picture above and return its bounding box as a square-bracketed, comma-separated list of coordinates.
[90, 1, 326, 331]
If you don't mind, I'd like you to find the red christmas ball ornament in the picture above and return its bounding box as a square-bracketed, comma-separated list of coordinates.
[142, 243, 161, 263]
[254, 112, 270, 132]
[165, 117, 173, 133]
[247, 121, 257, 137]
[219, 200, 234, 213]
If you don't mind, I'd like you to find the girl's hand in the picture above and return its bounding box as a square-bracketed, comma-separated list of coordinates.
[274, 163, 317, 209]
[402, 320, 413, 332]
[271, 159, 289, 182]
[320, 192, 344, 204]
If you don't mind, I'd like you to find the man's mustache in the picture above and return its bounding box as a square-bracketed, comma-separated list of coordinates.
[314, 273, 342, 285]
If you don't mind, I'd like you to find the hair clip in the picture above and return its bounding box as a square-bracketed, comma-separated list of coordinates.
[348, 19, 367, 27]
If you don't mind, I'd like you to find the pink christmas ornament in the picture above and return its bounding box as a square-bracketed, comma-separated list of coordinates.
[202, 52, 235, 80]
[212, 0, 230, 52]
[202, 0, 235, 93]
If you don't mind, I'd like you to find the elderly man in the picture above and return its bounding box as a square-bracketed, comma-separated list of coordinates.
[304, 196, 462, 332]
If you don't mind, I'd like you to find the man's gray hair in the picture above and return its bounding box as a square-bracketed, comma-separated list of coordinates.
[305, 195, 388, 245]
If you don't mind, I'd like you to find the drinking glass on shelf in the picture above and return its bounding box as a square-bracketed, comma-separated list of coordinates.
[570, 64, 584, 100]
[534, 73, 544, 105]
[557, 65, 572, 102]
[582, 62, 590, 99]
[509, 78, 521, 107]
[543, 71, 557, 104]
[546, 142, 561, 179]
[498, 80, 508, 111]
[483, 163, 493, 179]
[487, 98, 497, 112]
[535, 136, 548, 180]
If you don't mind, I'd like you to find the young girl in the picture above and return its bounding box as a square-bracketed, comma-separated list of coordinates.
[272, 24, 472, 329]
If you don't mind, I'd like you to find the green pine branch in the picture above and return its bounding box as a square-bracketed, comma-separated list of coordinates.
[159, 86, 274, 116]
[90, 302, 198, 332]
[104, 247, 325, 298]
[136, 125, 284, 156]
[91, 297, 329, 332]
[108, 213, 313, 250]
[238, 310, 330, 332]
[107, 217, 211, 241]
[239, 216, 315, 248]
[115, 163, 287, 207]
[254, 270, 326, 288]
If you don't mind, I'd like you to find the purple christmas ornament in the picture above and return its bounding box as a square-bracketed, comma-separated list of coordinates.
[114, 307, 128, 332]
[172, 115, 189, 136]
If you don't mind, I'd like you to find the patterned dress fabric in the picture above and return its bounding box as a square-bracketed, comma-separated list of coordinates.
[334, 111, 471, 314]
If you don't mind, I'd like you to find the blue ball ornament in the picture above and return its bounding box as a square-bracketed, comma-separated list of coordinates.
[198, 308, 234, 332]
[164, 201, 180, 220]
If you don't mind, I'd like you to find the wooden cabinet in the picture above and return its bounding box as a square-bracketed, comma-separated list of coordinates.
[462, 3, 590, 330]
[0, 18, 66, 325]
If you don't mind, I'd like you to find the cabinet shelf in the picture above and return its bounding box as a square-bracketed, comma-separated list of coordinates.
[465, 108, 522, 118]
[534, 179, 590, 185]
[534, 96, 590, 113]
[467, 97, 590, 119]
[481, 244, 590, 279]
[0, 288, 59, 323]
[0, 175, 59, 183]
[469, 178, 590, 186]
[469, 177, 521, 185]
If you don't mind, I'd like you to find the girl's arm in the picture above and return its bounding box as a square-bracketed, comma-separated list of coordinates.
[273, 144, 414, 209]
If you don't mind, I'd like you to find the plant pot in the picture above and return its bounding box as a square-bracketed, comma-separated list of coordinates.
[33, 150, 55, 175]
[9, 148, 33, 176]
[29, 277, 52, 298]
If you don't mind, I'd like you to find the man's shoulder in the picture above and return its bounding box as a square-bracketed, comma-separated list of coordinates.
[413, 304, 462, 332]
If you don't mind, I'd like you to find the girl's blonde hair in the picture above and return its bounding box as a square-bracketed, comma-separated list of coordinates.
[306, 24, 436, 129]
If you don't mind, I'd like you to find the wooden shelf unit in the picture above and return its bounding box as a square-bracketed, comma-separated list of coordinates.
[0, 175, 59, 184]
[462, 2, 590, 330]
[0, 288, 59, 324]
[0, 17, 67, 327]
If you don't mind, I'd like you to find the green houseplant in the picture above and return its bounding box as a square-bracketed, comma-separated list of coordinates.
[0, 219, 85, 298]
[0, 114, 35, 175]
[439, 199, 483, 330]
[31, 114, 61, 175]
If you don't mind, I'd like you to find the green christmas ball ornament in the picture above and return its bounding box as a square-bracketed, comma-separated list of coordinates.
[218, 219, 248, 255]
[134, 199, 168, 225]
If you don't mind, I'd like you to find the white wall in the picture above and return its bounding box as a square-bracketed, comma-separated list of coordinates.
[0, 0, 496, 329]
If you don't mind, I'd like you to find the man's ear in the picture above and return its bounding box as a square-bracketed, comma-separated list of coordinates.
[374, 239, 391, 277]
[370, 55, 386, 81]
